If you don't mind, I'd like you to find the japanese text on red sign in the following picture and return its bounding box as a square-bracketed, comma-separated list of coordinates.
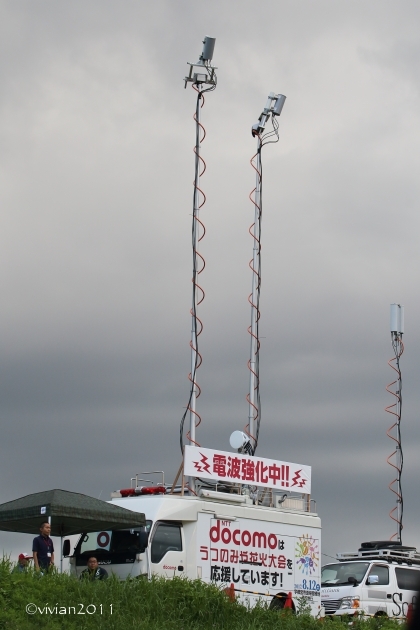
[184, 446, 311, 492]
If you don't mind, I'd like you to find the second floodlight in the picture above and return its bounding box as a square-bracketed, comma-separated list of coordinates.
[252, 92, 286, 136]
[272, 94, 286, 117]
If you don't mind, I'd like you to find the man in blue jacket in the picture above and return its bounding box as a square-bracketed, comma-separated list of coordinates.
[80, 557, 108, 581]
[32, 522, 54, 572]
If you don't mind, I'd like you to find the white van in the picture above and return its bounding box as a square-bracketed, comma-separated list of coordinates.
[321, 541, 420, 619]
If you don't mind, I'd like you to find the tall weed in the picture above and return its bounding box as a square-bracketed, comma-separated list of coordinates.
[0, 559, 402, 630]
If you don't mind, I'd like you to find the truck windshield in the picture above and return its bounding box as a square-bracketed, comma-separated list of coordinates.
[77, 521, 152, 555]
[321, 562, 370, 586]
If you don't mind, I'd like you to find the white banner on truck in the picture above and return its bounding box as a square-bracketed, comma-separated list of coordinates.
[196, 513, 320, 602]
[184, 445, 311, 493]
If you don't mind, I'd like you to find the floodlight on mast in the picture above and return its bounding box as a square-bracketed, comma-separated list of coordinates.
[251, 93, 286, 136]
[180, 38, 217, 495]
[184, 37, 217, 89]
[246, 92, 286, 455]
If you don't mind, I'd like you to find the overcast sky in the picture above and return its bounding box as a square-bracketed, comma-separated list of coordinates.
[1, 0, 420, 564]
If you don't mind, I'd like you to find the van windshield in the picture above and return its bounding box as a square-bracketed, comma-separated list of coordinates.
[77, 521, 152, 555]
[321, 562, 370, 586]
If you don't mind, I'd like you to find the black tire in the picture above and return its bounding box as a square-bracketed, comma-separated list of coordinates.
[270, 593, 295, 612]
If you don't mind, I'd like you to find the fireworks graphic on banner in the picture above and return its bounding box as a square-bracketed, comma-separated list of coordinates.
[295, 534, 319, 575]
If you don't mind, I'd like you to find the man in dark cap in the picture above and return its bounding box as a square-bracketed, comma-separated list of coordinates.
[12, 553, 32, 573]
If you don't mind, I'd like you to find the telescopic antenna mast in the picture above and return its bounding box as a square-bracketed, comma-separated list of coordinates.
[386, 303, 404, 542]
[245, 93, 286, 454]
[180, 37, 217, 494]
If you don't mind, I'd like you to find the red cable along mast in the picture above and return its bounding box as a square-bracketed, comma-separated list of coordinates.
[181, 38, 217, 494]
[185, 84, 207, 453]
[243, 93, 286, 455]
[385, 303, 404, 541]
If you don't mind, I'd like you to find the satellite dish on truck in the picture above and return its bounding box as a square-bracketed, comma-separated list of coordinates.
[229, 431, 252, 454]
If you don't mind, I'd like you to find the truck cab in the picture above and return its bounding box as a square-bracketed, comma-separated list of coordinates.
[321, 541, 420, 619]
[66, 471, 322, 614]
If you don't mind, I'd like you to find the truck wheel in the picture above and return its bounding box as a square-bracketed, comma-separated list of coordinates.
[374, 611, 388, 618]
[269, 593, 295, 612]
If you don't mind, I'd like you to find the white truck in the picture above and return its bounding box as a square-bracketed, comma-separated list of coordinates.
[321, 541, 420, 619]
[65, 473, 322, 614]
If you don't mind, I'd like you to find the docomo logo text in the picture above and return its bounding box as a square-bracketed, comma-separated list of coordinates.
[210, 520, 277, 550]
[97, 532, 110, 548]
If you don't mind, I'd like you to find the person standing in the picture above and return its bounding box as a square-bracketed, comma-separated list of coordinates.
[32, 522, 54, 572]
[80, 557, 108, 581]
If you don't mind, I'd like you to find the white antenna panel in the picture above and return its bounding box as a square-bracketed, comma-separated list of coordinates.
[201, 37, 215, 62]
[390, 303, 404, 334]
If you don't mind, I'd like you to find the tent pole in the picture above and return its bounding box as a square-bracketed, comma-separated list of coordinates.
[48, 516, 56, 572]
[60, 525, 64, 573]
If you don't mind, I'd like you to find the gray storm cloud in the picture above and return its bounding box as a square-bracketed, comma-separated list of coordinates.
[1, 0, 420, 561]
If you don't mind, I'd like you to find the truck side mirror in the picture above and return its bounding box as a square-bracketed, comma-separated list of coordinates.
[62, 539, 71, 557]
[368, 574, 379, 585]
[139, 530, 149, 552]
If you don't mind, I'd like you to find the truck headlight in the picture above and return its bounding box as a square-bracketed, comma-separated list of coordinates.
[340, 597, 360, 610]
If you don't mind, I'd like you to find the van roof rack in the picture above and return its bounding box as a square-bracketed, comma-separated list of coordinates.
[337, 544, 420, 567]
[359, 540, 403, 551]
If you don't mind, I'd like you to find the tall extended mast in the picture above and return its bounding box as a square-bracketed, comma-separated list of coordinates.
[181, 37, 217, 493]
[386, 303, 404, 541]
[245, 93, 286, 454]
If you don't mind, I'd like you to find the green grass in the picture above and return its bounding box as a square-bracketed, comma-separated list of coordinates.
[0, 559, 402, 630]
